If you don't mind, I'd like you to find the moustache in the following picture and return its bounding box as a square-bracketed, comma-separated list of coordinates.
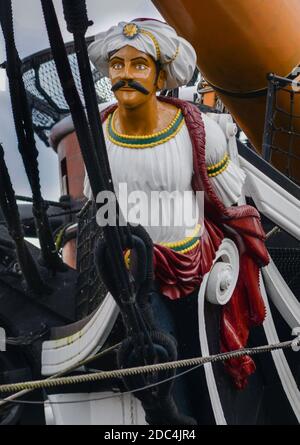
[111, 80, 150, 95]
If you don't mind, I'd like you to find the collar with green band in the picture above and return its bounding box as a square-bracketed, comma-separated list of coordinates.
[107, 108, 184, 149]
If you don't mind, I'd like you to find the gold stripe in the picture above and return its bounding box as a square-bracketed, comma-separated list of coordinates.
[207, 153, 229, 171]
[160, 224, 201, 249]
[123, 25, 179, 65]
[124, 236, 200, 267]
[208, 158, 230, 178]
[207, 159, 230, 177]
[111, 109, 182, 139]
[179, 239, 200, 254]
[165, 45, 180, 65]
[140, 29, 161, 60]
[124, 224, 201, 266]
[107, 116, 185, 149]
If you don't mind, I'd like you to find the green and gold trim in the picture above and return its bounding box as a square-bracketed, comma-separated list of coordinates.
[107, 109, 184, 148]
[207, 153, 230, 177]
[124, 224, 201, 267]
[159, 223, 201, 253]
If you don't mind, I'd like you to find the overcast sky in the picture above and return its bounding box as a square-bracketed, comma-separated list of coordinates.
[0, 0, 162, 200]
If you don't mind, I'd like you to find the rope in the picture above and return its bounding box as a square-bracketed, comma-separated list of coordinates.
[22, 208, 82, 224]
[0, 338, 298, 394]
[0, 143, 46, 293]
[62, 0, 92, 34]
[0, 364, 209, 406]
[15, 196, 71, 210]
[40, 1, 132, 301]
[0, 342, 122, 408]
[45, 0, 155, 359]
[266, 226, 281, 240]
[64, 0, 133, 250]
[0, 0, 64, 272]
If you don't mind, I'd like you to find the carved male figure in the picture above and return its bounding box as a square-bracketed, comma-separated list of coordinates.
[85, 19, 269, 389]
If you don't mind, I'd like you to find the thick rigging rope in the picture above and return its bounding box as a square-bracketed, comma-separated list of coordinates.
[61, 1, 131, 248]
[0, 338, 299, 394]
[15, 196, 71, 210]
[40, 0, 131, 298]
[0, 0, 66, 274]
[0, 143, 46, 293]
[40, 0, 157, 349]
[0, 342, 122, 408]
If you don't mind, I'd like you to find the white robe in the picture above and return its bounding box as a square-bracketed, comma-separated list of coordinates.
[84, 110, 246, 244]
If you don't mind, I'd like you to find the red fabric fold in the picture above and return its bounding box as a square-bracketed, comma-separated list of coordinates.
[220, 253, 266, 389]
[153, 220, 223, 300]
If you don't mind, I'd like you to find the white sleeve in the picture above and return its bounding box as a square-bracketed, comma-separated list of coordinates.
[202, 113, 246, 207]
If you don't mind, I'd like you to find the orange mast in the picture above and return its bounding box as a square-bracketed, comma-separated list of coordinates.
[152, 0, 300, 181]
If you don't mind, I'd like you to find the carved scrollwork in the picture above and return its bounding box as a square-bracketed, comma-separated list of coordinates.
[206, 238, 239, 305]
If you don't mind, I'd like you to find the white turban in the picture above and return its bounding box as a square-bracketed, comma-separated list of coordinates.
[88, 19, 197, 90]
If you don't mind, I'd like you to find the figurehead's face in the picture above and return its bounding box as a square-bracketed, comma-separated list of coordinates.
[108, 45, 165, 109]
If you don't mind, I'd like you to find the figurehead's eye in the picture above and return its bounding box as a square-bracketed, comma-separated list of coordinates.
[110, 61, 123, 70]
[136, 63, 147, 71]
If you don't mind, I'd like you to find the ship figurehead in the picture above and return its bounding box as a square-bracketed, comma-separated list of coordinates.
[85, 18, 269, 400]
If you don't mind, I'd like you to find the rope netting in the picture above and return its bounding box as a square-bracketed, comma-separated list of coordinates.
[21, 37, 115, 146]
[263, 74, 300, 185]
[76, 200, 108, 319]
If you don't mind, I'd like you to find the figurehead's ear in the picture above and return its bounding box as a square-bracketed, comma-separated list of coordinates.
[156, 69, 167, 91]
